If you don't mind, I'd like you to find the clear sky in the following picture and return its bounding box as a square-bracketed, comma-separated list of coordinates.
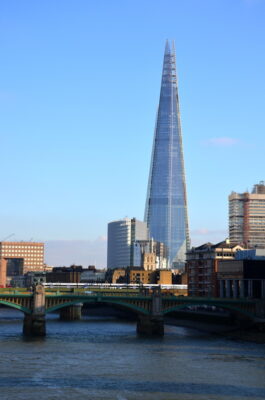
[1, 0, 265, 267]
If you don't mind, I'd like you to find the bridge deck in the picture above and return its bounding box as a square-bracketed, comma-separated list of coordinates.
[0, 289, 262, 319]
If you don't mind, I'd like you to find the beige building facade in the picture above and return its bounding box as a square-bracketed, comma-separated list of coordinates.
[143, 253, 157, 271]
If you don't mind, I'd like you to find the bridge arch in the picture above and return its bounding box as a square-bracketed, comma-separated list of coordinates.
[46, 298, 150, 316]
[0, 300, 31, 314]
[162, 302, 256, 320]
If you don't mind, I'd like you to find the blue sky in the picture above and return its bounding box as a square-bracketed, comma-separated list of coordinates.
[1, 0, 265, 266]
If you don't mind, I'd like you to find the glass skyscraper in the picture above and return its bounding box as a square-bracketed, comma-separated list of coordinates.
[144, 40, 190, 268]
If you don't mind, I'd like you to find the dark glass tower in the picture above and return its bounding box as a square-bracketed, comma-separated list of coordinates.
[144, 41, 190, 268]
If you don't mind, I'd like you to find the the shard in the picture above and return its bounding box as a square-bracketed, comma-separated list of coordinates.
[144, 40, 190, 268]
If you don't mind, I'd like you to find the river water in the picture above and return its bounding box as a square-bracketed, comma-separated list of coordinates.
[0, 308, 264, 400]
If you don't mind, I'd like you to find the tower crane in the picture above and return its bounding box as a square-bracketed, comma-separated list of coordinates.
[1, 233, 15, 242]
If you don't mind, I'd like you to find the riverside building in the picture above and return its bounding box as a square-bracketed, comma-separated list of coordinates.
[186, 240, 243, 297]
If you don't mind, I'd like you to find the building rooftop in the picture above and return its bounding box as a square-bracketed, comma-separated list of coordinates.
[190, 240, 243, 252]
[252, 181, 265, 194]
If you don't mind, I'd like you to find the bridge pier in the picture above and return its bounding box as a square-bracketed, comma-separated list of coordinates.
[60, 304, 82, 321]
[23, 313, 46, 336]
[137, 288, 164, 335]
[23, 283, 46, 336]
[137, 315, 164, 336]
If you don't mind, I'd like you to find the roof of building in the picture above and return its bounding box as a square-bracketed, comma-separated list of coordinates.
[189, 240, 243, 252]
[212, 240, 240, 249]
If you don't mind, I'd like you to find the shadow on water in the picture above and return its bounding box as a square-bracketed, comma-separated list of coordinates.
[0, 305, 264, 346]
[0, 376, 264, 398]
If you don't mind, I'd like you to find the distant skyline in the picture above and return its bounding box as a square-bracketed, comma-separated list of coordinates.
[1, 0, 265, 266]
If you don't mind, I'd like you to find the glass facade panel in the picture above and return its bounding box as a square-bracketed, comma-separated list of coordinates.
[145, 41, 190, 267]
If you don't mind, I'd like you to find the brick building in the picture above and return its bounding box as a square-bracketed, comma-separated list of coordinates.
[112, 267, 172, 285]
[186, 240, 243, 297]
[46, 266, 83, 283]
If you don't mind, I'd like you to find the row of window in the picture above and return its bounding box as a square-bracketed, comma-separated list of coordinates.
[2, 250, 43, 254]
[2, 245, 43, 249]
[24, 262, 43, 265]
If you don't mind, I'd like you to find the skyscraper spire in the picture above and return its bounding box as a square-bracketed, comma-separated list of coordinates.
[144, 41, 190, 268]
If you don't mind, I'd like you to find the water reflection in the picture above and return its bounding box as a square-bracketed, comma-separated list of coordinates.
[0, 308, 264, 400]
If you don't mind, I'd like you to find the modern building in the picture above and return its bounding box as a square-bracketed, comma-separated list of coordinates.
[144, 40, 190, 268]
[0, 241, 44, 286]
[107, 218, 149, 269]
[229, 181, 265, 249]
[186, 240, 244, 297]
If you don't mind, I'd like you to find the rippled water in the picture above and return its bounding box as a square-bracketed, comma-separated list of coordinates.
[0, 308, 265, 400]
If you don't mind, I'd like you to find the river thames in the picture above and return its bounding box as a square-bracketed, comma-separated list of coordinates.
[0, 308, 264, 400]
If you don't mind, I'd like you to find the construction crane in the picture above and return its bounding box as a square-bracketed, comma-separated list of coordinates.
[1, 233, 15, 242]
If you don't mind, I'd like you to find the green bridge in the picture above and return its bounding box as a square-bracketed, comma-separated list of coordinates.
[0, 285, 264, 336]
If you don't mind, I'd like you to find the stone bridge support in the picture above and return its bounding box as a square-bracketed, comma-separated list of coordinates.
[137, 288, 164, 336]
[60, 304, 82, 321]
[137, 315, 164, 335]
[23, 284, 46, 336]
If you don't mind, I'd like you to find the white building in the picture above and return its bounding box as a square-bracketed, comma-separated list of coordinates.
[107, 218, 148, 269]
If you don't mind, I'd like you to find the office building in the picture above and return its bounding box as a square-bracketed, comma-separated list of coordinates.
[0, 241, 44, 273]
[145, 40, 190, 268]
[107, 218, 148, 269]
[229, 181, 265, 248]
[0, 241, 44, 286]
